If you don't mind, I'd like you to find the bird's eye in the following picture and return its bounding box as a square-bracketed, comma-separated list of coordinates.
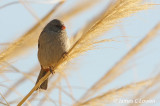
[55, 25, 61, 29]
[55, 25, 65, 30]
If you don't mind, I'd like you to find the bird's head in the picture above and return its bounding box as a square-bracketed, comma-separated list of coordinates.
[44, 19, 66, 32]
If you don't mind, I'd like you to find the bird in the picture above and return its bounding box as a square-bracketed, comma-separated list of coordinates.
[36, 19, 70, 90]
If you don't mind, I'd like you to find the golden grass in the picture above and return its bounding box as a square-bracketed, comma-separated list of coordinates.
[3, 66, 39, 98]
[0, 0, 104, 104]
[0, 92, 9, 106]
[130, 72, 160, 106]
[27, 1, 111, 102]
[0, 0, 64, 9]
[0, 0, 101, 65]
[85, 70, 160, 106]
[59, 0, 101, 21]
[1, 0, 160, 105]
[78, 79, 152, 106]
[0, 0, 102, 73]
[16, 0, 150, 105]
[18, 0, 40, 20]
[0, 1, 64, 64]
[33, 72, 75, 106]
[78, 22, 160, 103]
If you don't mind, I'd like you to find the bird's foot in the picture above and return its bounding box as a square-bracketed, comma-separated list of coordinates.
[43, 66, 55, 74]
[49, 66, 55, 74]
[62, 52, 68, 59]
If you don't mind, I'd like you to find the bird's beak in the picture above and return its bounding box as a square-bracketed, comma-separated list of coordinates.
[61, 25, 66, 30]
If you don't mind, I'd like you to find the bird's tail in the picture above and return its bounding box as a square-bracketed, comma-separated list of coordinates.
[36, 68, 48, 90]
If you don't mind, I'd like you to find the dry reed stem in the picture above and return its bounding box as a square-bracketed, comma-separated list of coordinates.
[0, 3, 98, 101]
[130, 73, 160, 106]
[44, 94, 57, 106]
[78, 21, 160, 103]
[38, 84, 77, 105]
[59, 82, 62, 106]
[69, 1, 114, 47]
[131, 87, 160, 106]
[56, 85, 76, 102]
[0, 0, 99, 63]
[59, 0, 101, 21]
[27, 92, 38, 104]
[35, 62, 76, 104]
[0, 1, 20, 9]
[35, 65, 71, 105]
[62, 72, 74, 99]
[35, 75, 62, 105]
[142, 87, 160, 100]
[0, 92, 10, 106]
[69, 0, 149, 63]
[142, 78, 160, 99]
[1, 84, 31, 105]
[0, 3, 61, 102]
[19, 0, 40, 20]
[0, 0, 63, 9]
[37, 65, 77, 104]
[3, 66, 39, 98]
[78, 79, 152, 106]
[4, 62, 35, 81]
[0, 102, 7, 106]
[36, 72, 74, 106]
[36, 86, 76, 106]
[0, 1, 64, 64]
[18, 0, 149, 105]
[18, 67, 54, 105]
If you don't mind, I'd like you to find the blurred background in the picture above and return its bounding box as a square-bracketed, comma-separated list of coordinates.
[0, 0, 160, 106]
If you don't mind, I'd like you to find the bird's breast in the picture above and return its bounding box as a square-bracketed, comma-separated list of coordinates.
[38, 31, 69, 68]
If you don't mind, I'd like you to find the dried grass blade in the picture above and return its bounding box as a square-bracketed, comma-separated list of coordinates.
[17, 0, 150, 105]
[0, 1, 64, 63]
[78, 22, 160, 102]
[79, 80, 152, 106]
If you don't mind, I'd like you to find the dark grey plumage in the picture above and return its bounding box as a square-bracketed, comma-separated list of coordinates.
[36, 68, 48, 90]
[36, 19, 70, 90]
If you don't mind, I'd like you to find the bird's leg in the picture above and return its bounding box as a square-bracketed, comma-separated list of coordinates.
[49, 66, 56, 74]
[49, 66, 53, 74]
[41, 65, 44, 70]
[42, 66, 53, 74]
[62, 52, 68, 59]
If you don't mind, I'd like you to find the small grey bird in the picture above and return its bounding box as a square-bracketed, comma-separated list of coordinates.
[36, 19, 70, 90]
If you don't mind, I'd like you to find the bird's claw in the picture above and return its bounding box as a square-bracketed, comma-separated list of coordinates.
[49, 66, 55, 74]
[62, 52, 68, 59]
[49, 67, 53, 74]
